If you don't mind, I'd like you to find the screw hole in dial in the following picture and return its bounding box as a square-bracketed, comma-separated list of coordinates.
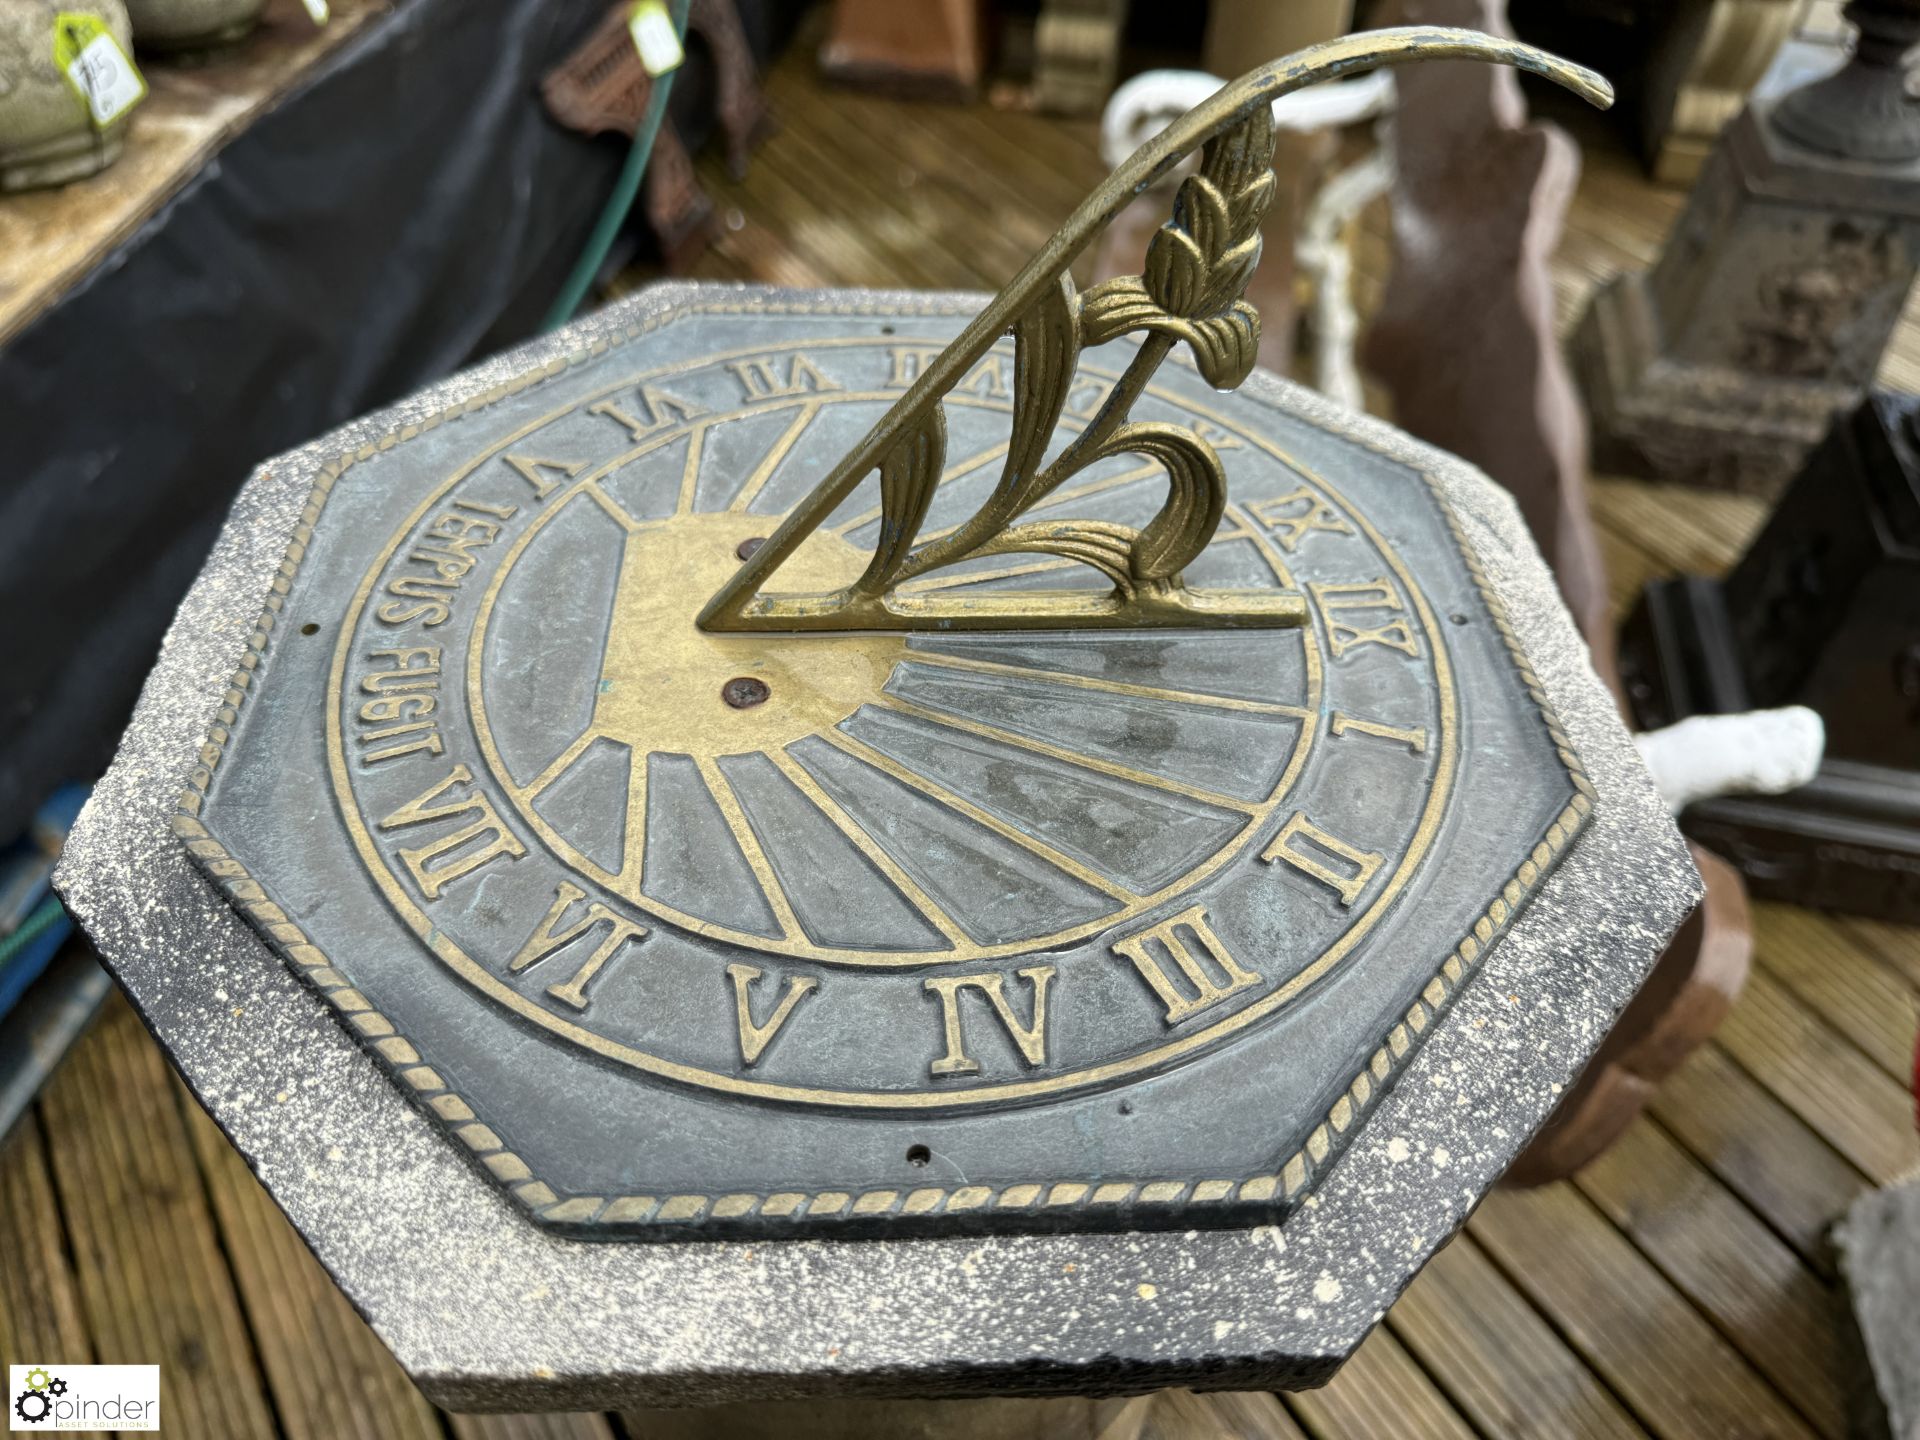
[722, 676, 771, 709]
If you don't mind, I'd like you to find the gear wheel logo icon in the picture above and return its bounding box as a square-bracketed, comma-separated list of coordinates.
[13, 1369, 60, 1425]
[14, 1388, 51, 1424]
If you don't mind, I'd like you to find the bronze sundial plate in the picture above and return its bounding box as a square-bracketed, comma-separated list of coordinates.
[176, 287, 1593, 1241]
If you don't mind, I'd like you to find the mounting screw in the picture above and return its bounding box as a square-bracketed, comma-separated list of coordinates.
[723, 676, 771, 709]
[736, 536, 767, 560]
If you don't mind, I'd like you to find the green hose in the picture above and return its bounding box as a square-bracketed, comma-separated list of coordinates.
[542, 0, 693, 332]
[0, 894, 67, 973]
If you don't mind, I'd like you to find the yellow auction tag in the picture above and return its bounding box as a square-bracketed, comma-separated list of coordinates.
[52, 12, 146, 129]
[300, 0, 330, 23]
[629, 0, 683, 77]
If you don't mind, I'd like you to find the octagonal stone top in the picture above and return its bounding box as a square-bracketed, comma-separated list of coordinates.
[57, 284, 1697, 1405]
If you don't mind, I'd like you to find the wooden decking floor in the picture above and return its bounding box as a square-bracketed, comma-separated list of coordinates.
[6, 34, 1919, 1440]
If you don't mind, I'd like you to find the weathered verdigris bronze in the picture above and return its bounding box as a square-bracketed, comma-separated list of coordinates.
[170, 29, 1620, 1244]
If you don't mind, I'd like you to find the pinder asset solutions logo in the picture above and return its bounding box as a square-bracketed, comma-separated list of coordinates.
[9, 1366, 159, 1432]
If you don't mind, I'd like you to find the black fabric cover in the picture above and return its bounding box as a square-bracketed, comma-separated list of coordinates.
[0, 0, 793, 839]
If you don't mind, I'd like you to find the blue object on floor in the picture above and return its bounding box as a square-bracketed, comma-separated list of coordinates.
[0, 782, 90, 1022]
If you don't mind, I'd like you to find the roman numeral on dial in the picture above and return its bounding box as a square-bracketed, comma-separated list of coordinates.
[1309, 578, 1420, 658]
[924, 966, 1056, 1076]
[1262, 812, 1384, 907]
[1111, 904, 1262, 1026]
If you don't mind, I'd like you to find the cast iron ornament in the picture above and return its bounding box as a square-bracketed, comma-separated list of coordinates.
[177, 28, 1614, 1241]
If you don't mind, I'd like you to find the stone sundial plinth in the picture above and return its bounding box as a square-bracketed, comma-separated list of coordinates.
[56, 28, 1699, 1409]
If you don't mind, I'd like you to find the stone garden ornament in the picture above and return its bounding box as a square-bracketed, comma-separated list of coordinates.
[0, 0, 135, 192]
[121, 0, 263, 51]
[57, 30, 1702, 1407]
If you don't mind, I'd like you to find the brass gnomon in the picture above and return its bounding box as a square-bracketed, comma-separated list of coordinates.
[696, 27, 1611, 636]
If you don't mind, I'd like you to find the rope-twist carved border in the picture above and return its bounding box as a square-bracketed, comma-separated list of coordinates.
[175, 296, 1593, 1236]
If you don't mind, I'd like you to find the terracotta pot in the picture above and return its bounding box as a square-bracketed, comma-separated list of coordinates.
[124, 0, 264, 51]
[0, 0, 133, 192]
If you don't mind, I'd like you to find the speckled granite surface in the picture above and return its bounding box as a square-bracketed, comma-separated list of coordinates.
[1837, 1175, 1920, 1439]
[55, 282, 1699, 1409]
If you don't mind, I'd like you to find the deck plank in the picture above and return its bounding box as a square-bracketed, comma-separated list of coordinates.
[1644, 1043, 1868, 1272]
[1882, 284, 1920, 391]
[859, 102, 1081, 272]
[1387, 1232, 1649, 1440]
[696, 70, 1105, 296]
[35, 995, 278, 1440]
[1561, 137, 1685, 260]
[1749, 902, 1920, 1084]
[1587, 477, 1767, 578]
[1571, 1117, 1848, 1438]
[623, 1396, 1108, 1438]
[707, 142, 942, 289]
[743, 93, 986, 291]
[1590, 509, 1666, 615]
[781, 95, 1032, 287]
[1470, 1184, 1818, 1440]
[448, 1414, 619, 1440]
[951, 105, 1106, 216]
[678, 208, 829, 291]
[1283, 1325, 1478, 1440]
[176, 1081, 443, 1440]
[0, 1112, 95, 1374]
[1139, 1390, 1307, 1440]
[1712, 969, 1920, 1185]
[1844, 914, 1920, 996]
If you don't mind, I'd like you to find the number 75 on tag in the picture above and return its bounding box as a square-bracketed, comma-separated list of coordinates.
[51, 13, 146, 129]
